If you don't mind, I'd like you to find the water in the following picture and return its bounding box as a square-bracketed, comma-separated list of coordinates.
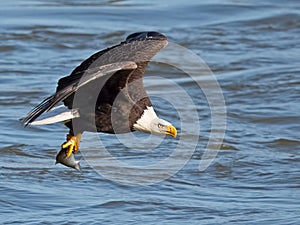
[1, 0, 300, 224]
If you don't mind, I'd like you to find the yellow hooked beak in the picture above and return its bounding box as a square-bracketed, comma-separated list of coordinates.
[165, 125, 177, 138]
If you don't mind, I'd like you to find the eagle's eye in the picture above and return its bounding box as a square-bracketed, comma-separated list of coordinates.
[158, 123, 164, 129]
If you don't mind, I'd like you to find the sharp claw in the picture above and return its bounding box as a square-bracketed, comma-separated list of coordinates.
[61, 134, 82, 157]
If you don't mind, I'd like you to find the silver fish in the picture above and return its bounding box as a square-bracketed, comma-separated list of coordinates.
[55, 148, 81, 171]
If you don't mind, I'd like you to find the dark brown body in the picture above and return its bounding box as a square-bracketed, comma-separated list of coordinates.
[22, 32, 168, 136]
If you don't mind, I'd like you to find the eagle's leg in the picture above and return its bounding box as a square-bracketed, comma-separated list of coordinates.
[61, 133, 82, 157]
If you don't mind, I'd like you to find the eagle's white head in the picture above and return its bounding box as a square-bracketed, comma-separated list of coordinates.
[133, 106, 177, 138]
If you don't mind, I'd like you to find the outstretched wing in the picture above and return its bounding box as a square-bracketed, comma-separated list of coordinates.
[21, 61, 137, 126]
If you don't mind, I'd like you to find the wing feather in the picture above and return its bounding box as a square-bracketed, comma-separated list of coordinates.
[21, 61, 137, 126]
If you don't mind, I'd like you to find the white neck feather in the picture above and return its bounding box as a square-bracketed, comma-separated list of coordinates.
[133, 106, 158, 133]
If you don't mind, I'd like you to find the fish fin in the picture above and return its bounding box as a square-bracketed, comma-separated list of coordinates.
[75, 161, 81, 172]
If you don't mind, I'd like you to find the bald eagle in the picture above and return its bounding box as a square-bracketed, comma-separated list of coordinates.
[21, 31, 177, 159]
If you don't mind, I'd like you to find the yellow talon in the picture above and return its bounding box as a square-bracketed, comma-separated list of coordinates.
[61, 133, 82, 157]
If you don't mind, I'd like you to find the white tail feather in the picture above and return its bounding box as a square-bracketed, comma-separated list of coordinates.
[30, 109, 80, 125]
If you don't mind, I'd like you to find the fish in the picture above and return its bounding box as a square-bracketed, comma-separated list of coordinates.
[55, 148, 81, 171]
